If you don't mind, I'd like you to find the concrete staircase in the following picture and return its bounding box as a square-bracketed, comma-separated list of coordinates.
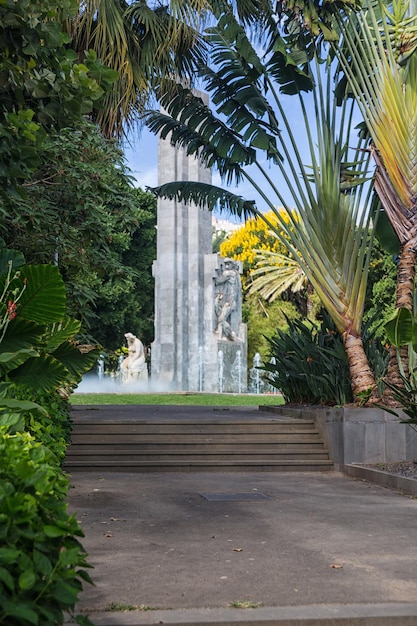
[65, 406, 333, 472]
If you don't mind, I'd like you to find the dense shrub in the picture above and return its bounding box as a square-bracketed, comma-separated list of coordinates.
[263, 311, 388, 405]
[0, 419, 93, 626]
[8, 387, 72, 463]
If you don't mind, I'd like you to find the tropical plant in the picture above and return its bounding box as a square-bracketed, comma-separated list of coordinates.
[333, 0, 417, 391]
[264, 311, 353, 405]
[0, 248, 99, 445]
[68, 0, 207, 137]
[145, 1, 378, 401]
[1, 122, 157, 347]
[373, 307, 417, 422]
[0, 0, 117, 197]
[264, 310, 388, 404]
[0, 419, 93, 626]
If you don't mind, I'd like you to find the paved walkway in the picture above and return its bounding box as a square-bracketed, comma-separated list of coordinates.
[66, 405, 417, 625]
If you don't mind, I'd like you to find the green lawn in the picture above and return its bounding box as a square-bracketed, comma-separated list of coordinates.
[70, 393, 285, 406]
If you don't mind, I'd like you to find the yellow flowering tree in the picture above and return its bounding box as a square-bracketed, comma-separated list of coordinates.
[220, 210, 290, 269]
[219, 210, 315, 361]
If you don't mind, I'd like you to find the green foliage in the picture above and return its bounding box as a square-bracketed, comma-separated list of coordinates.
[0, 421, 93, 626]
[263, 311, 388, 405]
[379, 376, 417, 425]
[90, 187, 157, 349]
[363, 238, 397, 340]
[0, 260, 99, 398]
[0, 0, 116, 196]
[1, 123, 157, 349]
[244, 294, 300, 364]
[264, 312, 353, 405]
[8, 387, 72, 463]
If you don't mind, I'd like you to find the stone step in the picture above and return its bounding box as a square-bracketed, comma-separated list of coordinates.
[66, 448, 330, 461]
[68, 435, 323, 454]
[66, 412, 332, 472]
[69, 419, 318, 433]
[64, 458, 334, 472]
[69, 433, 323, 445]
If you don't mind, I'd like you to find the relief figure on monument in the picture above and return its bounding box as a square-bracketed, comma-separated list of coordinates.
[213, 258, 242, 341]
[121, 332, 148, 383]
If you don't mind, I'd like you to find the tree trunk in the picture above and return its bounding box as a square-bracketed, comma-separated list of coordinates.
[382, 243, 417, 404]
[342, 331, 377, 402]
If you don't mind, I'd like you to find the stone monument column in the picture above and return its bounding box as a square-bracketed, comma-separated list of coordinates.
[151, 91, 247, 392]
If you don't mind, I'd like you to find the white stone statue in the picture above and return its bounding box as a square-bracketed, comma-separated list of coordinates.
[121, 332, 148, 384]
[213, 258, 241, 340]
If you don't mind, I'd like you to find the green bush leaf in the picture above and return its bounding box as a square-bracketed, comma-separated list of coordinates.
[19, 569, 36, 590]
[385, 308, 413, 347]
[44, 525, 68, 537]
[15, 265, 66, 323]
[2, 601, 38, 624]
[33, 549, 53, 576]
[0, 565, 16, 591]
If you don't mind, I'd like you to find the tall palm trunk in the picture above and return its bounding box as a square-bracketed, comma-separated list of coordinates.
[373, 148, 417, 401]
[343, 331, 377, 399]
[383, 243, 417, 401]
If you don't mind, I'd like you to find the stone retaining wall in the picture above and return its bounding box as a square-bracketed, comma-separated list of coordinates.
[263, 406, 417, 469]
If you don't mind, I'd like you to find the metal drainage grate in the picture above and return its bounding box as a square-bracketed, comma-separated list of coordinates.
[200, 492, 271, 502]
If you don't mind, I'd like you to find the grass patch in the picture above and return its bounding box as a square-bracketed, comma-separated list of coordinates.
[105, 603, 160, 611]
[229, 600, 264, 609]
[70, 393, 284, 406]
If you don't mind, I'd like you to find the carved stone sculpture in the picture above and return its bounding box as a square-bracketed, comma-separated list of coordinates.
[121, 332, 148, 383]
[213, 258, 242, 340]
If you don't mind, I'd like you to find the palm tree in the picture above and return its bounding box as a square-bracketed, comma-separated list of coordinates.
[249, 250, 309, 303]
[334, 0, 417, 392]
[68, 0, 207, 137]
[145, 1, 378, 401]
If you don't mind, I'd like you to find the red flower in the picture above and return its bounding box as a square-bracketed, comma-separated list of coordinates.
[7, 300, 17, 320]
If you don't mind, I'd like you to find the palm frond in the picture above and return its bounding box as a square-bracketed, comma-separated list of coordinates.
[249, 250, 307, 301]
[149, 181, 258, 220]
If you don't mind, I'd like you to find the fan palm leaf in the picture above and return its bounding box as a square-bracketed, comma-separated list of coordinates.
[69, 0, 206, 137]
[248, 250, 308, 301]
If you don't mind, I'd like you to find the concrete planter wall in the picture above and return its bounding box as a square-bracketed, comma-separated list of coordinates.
[265, 405, 417, 470]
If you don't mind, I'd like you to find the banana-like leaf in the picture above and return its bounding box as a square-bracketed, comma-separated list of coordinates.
[0, 348, 39, 375]
[0, 318, 46, 353]
[45, 318, 82, 352]
[13, 264, 66, 324]
[374, 209, 401, 255]
[385, 307, 413, 347]
[0, 398, 47, 415]
[52, 341, 100, 380]
[8, 354, 69, 394]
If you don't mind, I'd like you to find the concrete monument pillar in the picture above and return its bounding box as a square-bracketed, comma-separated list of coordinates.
[151, 92, 247, 392]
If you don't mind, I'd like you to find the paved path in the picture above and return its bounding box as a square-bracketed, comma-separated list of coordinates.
[66, 405, 417, 625]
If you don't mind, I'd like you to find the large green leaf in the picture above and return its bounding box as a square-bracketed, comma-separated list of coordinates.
[0, 248, 25, 276]
[0, 398, 46, 415]
[385, 307, 413, 347]
[45, 318, 82, 352]
[0, 318, 45, 354]
[14, 265, 66, 323]
[0, 348, 39, 375]
[52, 342, 100, 380]
[8, 354, 69, 393]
